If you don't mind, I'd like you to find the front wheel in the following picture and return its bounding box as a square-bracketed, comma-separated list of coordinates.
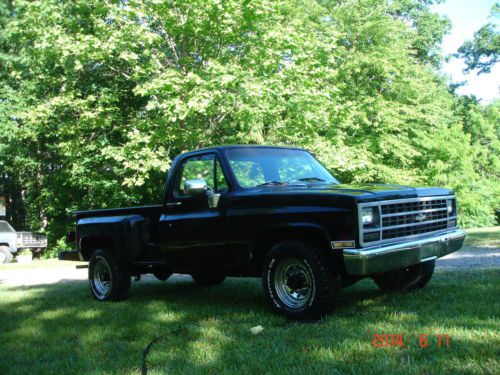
[372, 260, 435, 292]
[262, 241, 341, 320]
[88, 249, 131, 301]
[0, 246, 13, 264]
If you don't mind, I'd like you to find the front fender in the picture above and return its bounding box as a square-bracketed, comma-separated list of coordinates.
[251, 222, 332, 258]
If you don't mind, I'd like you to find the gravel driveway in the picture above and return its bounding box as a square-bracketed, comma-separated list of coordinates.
[436, 247, 500, 269]
[1, 244, 498, 288]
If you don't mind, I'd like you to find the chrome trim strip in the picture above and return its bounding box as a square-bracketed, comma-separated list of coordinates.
[359, 195, 451, 208]
[344, 228, 466, 275]
[379, 196, 450, 205]
[381, 216, 457, 230]
[382, 207, 448, 218]
[362, 227, 456, 246]
[358, 202, 382, 246]
[421, 256, 437, 262]
[364, 228, 382, 234]
[351, 228, 465, 253]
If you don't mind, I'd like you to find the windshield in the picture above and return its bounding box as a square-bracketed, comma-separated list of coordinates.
[226, 148, 339, 188]
[0, 221, 15, 233]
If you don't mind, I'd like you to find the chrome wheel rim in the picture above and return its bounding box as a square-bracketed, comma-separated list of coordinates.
[93, 257, 112, 298]
[274, 259, 313, 309]
[0, 250, 6, 263]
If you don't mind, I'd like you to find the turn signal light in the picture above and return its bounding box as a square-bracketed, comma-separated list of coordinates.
[331, 241, 355, 249]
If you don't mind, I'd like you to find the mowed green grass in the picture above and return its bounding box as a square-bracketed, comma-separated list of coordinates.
[463, 227, 500, 249]
[0, 229, 498, 375]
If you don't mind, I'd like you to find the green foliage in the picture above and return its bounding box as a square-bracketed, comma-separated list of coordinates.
[457, 2, 499, 74]
[451, 96, 500, 227]
[42, 236, 68, 259]
[0, 0, 498, 248]
[16, 248, 31, 256]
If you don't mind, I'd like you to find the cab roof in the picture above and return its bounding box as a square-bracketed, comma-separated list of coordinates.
[178, 144, 306, 157]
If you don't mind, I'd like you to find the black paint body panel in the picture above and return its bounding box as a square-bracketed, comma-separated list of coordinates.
[72, 145, 454, 276]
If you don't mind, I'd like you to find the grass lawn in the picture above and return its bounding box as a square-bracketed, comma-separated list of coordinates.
[0, 228, 498, 374]
[462, 227, 500, 249]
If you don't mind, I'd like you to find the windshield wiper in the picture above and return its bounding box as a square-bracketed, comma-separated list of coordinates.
[296, 177, 326, 183]
[256, 181, 287, 187]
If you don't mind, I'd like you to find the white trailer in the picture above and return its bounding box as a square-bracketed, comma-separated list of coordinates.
[0, 221, 47, 264]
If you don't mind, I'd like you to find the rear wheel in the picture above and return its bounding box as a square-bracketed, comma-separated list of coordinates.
[191, 273, 225, 286]
[262, 240, 341, 320]
[372, 260, 435, 292]
[88, 249, 131, 301]
[0, 246, 13, 264]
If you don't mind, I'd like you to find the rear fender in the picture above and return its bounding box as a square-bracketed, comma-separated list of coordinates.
[77, 215, 149, 261]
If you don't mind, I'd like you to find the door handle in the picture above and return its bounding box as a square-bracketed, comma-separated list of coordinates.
[166, 202, 182, 207]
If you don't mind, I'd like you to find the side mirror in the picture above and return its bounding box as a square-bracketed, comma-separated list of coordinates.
[184, 179, 208, 197]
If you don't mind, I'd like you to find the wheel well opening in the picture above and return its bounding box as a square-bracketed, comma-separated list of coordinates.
[252, 227, 331, 273]
[80, 237, 114, 261]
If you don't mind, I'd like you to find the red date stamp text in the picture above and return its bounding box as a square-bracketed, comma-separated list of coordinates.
[372, 334, 450, 348]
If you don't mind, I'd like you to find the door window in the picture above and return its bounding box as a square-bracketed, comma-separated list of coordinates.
[175, 154, 229, 197]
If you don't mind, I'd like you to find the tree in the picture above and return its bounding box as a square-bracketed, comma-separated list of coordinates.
[457, 3, 500, 74]
[0, 0, 498, 250]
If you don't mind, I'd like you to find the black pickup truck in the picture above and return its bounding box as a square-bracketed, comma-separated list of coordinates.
[61, 145, 466, 319]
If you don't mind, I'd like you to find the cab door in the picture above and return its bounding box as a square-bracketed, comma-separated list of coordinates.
[159, 153, 231, 270]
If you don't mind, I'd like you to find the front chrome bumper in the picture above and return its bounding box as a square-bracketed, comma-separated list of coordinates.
[343, 229, 467, 275]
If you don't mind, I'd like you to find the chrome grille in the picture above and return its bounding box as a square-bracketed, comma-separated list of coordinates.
[383, 221, 448, 239]
[382, 210, 448, 227]
[381, 199, 447, 215]
[359, 196, 457, 247]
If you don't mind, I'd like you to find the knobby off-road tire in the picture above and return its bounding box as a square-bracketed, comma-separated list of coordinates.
[89, 249, 131, 301]
[191, 273, 226, 286]
[372, 259, 435, 292]
[262, 240, 341, 320]
[0, 245, 13, 264]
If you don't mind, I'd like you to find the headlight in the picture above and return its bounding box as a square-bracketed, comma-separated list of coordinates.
[362, 207, 379, 226]
[447, 199, 455, 215]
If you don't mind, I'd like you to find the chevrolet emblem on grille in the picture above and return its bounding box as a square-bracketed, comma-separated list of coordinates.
[414, 213, 427, 222]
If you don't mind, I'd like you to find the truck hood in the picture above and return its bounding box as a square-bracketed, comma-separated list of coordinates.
[246, 183, 454, 202]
